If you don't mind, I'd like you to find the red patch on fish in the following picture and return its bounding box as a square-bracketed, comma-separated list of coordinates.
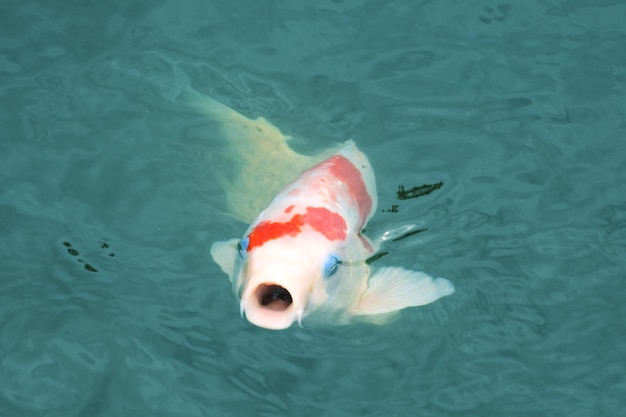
[324, 155, 372, 225]
[304, 207, 347, 240]
[284, 205, 294, 213]
[247, 207, 347, 251]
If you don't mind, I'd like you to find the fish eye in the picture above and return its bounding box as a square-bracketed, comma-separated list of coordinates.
[323, 255, 341, 277]
[237, 237, 249, 259]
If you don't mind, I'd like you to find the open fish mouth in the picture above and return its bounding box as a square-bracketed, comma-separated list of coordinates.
[255, 284, 293, 311]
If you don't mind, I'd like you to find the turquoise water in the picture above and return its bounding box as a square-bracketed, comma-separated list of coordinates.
[2, 0, 625, 415]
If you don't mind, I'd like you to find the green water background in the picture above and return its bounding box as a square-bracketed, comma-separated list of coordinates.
[1, 1, 625, 416]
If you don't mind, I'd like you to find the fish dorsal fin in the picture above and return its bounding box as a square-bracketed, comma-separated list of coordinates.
[210, 238, 239, 280]
[188, 91, 335, 223]
[351, 266, 454, 316]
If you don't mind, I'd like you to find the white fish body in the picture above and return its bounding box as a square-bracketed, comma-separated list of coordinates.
[204, 97, 454, 330]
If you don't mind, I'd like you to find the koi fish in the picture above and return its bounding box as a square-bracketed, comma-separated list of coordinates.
[205, 97, 454, 330]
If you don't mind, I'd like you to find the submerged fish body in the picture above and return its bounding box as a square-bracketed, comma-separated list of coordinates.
[207, 99, 454, 330]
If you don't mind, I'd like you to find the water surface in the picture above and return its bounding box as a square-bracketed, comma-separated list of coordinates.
[1, 1, 625, 416]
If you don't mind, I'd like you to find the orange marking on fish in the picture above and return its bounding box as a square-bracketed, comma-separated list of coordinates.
[320, 155, 372, 225]
[247, 207, 347, 251]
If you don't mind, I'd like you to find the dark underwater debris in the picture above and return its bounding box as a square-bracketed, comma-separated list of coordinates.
[396, 181, 443, 200]
[390, 227, 428, 242]
[365, 251, 389, 265]
[61, 239, 115, 273]
[381, 205, 399, 213]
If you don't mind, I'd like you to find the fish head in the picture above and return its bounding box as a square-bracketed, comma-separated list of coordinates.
[232, 230, 367, 330]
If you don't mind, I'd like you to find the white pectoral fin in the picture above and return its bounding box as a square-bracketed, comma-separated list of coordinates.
[352, 267, 454, 316]
[210, 238, 240, 280]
